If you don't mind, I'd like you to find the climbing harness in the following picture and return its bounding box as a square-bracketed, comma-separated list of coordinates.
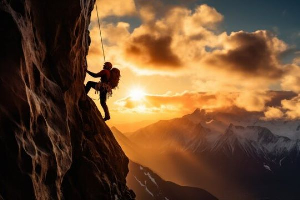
[95, 82, 112, 97]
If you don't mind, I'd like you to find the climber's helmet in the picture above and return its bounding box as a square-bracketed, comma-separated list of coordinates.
[103, 62, 112, 70]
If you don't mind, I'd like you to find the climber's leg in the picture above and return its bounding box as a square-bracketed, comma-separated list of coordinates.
[85, 81, 97, 94]
[100, 91, 110, 121]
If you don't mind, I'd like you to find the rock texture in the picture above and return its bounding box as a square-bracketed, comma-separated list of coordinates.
[0, 0, 134, 199]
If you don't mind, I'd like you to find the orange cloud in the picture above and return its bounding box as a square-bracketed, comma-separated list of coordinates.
[263, 107, 284, 119]
[123, 4, 223, 70]
[115, 92, 234, 114]
[90, 0, 136, 20]
[139, 5, 156, 23]
[114, 91, 296, 115]
[190, 4, 223, 28]
[262, 92, 300, 120]
[87, 2, 299, 98]
[281, 64, 300, 93]
[281, 95, 300, 119]
[95, 4, 288, 89]
[234, 91, 272, 112]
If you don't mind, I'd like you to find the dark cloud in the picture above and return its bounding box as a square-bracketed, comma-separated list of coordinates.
[189, 33, 205, 41]
[265, 90, 297, 107]
[125, 34, 182, 68]
[203, 31, 286, 80]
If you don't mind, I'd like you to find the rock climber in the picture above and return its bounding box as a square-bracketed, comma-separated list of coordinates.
[85, 62, 112, 121]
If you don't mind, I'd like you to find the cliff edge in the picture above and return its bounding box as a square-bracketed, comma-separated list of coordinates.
[0, 0, 134, 199]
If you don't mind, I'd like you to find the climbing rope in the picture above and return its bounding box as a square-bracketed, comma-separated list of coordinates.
[89, 2, 106, 101]
[95, 3, 106, 62]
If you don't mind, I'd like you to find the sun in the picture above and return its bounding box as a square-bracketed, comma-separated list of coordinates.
[129, 88, 145, 101]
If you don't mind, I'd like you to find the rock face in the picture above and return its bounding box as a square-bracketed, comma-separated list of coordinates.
[0, 0, 134, 199]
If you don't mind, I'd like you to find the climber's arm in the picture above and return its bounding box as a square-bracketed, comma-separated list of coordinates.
[86, 69, 108, 78]
[96, 70, 107, 78]
[97, 70, 109, 78]
[86, 70, 100, 78]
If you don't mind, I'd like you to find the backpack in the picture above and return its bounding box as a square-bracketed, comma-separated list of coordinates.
[109, 68, 120, 89]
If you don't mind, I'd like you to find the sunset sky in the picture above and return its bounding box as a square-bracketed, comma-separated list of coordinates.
[84, 0, 300, 131]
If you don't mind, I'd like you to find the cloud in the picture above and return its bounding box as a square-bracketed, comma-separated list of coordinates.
[189, 4, 223, 29]
[125, 34, 182, 69]
[201, 30, 287, 80]
[265, 91, 297, 107]
[263, 107, 284, 119]
[115, 91, 235, 114]
[90, 0, 136, 20]
[281, 95, 300, 119]
[119, 3, 288, 85]
[234, 91, 271, 112]
[294, 57, 300, 65]
[262, 92, 300, 120]
[139, 5, 156, 23]
[87, 22, 131, 69]
[281, 64, 300, 93]
[95, 3, 288, 87]
[123, 4, 223, 70]
[114, 91, 296, 115]
[87, 2, 296, 95]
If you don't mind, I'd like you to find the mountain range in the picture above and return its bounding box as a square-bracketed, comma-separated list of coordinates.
[113, 108, 300, 200]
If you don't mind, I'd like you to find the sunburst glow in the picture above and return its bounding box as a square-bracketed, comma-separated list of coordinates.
[129, 88, 146, 101]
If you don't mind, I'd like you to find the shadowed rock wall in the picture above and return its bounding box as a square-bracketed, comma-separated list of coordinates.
[0, 0, 134, 199]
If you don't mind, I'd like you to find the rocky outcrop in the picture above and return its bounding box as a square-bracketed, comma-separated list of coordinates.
[0, 0, 134, 199]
